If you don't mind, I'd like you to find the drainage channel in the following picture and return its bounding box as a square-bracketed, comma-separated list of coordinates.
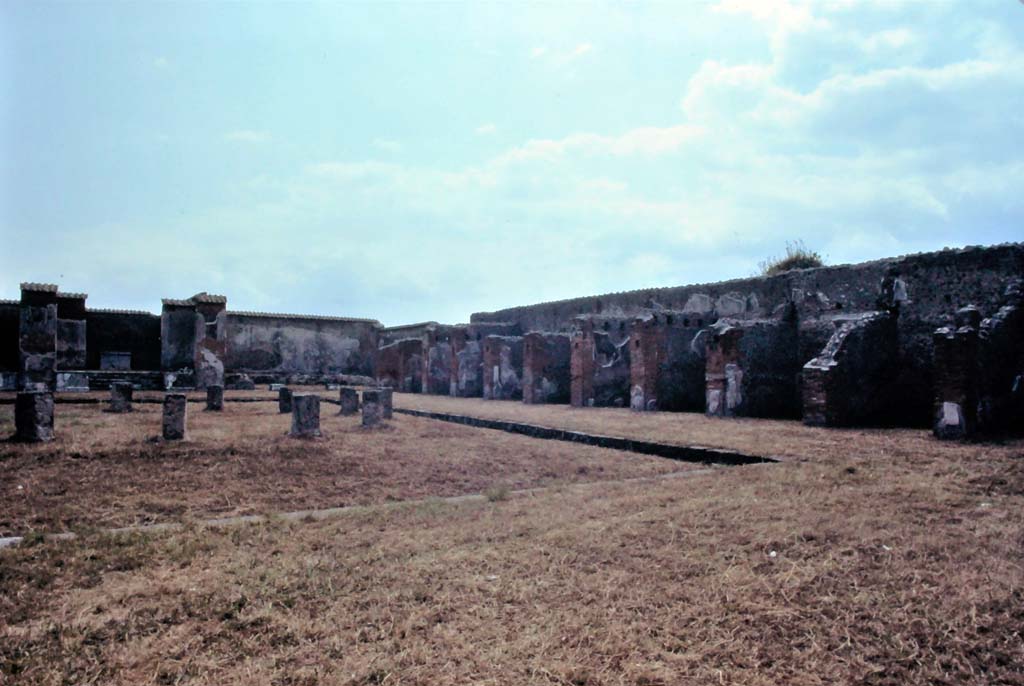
[394, 408, 778, 466]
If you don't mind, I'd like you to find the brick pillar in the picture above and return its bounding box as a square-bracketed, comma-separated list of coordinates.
[522, 333, 545, 405]
[629, 316, 666, 412]
[933, 324, 979, 439]
[570, 330, 595, 407]
[705, 324, 744, 417]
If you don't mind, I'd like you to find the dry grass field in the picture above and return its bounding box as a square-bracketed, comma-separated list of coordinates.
[0, 395, 692, 535]
[2, 392, 1023, 685]
[396, 394, 1024, 463]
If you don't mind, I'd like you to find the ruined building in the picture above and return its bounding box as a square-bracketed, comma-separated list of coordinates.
[3, 243, 1022, 438]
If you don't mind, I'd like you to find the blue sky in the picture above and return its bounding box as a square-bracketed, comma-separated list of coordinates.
[2, 1, 1022, 325]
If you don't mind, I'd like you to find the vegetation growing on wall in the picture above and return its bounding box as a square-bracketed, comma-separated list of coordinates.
[759, 240, 825, 275]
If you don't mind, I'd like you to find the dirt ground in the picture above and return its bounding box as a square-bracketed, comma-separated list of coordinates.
[0, 399, 693, 535]
[395, 393, 1024, 463]
[1, 392, 1022, 685]
[2, 428, 1022, 685]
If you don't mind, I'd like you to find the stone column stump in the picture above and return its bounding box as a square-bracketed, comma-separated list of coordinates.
[379, 387, 393, 419]
[109, 381, 134, 413]
[362, 389, 384, 427]
[163, 393, 187, 440]
[290, 394, 322, 438]
[338, 387, 359, 416]
[278, 387, 293, 414]
[206, 384, 224, 411]
[15, 391, 54, 442]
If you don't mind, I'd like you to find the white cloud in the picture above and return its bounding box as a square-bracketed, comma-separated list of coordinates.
[530, 47, 547, 59]
[373, 138, 403, 152]
[153, 56, 170, 69]
[495, 124, 706, 164]
[570, 42, 592, 58]
[475, 123, 497, 135]
[224, 130, 271, 144]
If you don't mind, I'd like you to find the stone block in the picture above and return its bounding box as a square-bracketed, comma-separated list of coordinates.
[289, 394, 322, 438]
[162, 394, 187, 440]
[56, 372, 90, 392]
[14, 391, 54, 442]
[100, 351, 132, 370]
[361, 389, 384, 427]
[206, 384, 224, 411]
[379, 387, 393, 418]
[338, 387, 359, 415]
[226, 373, 255, 390]
[109, 381, 134, 413]
[278, 387, 293, 413]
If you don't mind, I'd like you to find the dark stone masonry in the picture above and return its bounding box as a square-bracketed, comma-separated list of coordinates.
[3, 243, 1022, 439]
[289, 394, 321, 438]
[338, 387, 359, 415]
[109, 381, 134, 413]
[278, 387, 293, 414]
[14, 390, 54, 442]
[162, 394, 187, 441]
[361, 389, 384, 427]
[206, 384, 224, 412]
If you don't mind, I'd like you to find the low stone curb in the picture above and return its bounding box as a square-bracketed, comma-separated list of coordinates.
[394, 408, 778, 466]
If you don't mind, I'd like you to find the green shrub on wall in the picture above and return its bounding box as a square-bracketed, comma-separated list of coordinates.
[759, 240, 825, 276]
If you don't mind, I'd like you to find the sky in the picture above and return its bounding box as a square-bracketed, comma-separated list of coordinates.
[1, 1, 1022, 326]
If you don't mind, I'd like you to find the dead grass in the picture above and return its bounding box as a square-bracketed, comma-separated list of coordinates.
[0, 397, 692, 535]
[1, 435, 1022, 685]
[2, 391, 1022, 684]
[395, 394, 1024, 463]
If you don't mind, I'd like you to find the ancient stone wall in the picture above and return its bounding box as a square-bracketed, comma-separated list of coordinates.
[570, 315, 633, 408]
[0, 301, 21, 375]
[482, 335, 523, 400]
[522, 332, 571, 404]
[376, 338, 423, 392]
[976, 282, 1024, 433]
[85, 310, 161, 371]
[933, 283, 1024, 438]
[802, 312, 899, 426]
[475, 244, 1024, 426]
[421, 325, 455, 395]
[448, 322, 519, 397]
[629, 312, 707, 412]
[224, 311, 379, 381]
[18, 283, 59, 391]
[705, 317, 801, 419]
[380, 322, 438, 347]
[161, 300, 200, 372]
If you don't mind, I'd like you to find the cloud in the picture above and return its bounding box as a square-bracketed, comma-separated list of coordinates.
[17, 2, 1020, 326]
[153, 56, 170, 70]
[224, 130, 271, 144]
[494, 124, 706, 164]
[531, 42, 595, 67]
[372, 138, 403, 152]
[570, 42, 592, 59]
